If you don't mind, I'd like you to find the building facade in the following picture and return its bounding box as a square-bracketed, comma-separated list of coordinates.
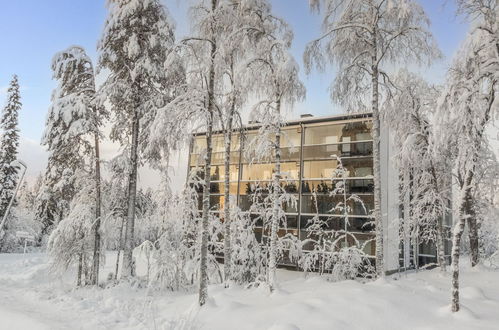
[188, 112, 442, 274]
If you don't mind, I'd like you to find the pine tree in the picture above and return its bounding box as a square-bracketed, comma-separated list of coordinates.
[0, 75, 22, 248]
[0, 75, 22, 221]
[37, 47, 98, 236]
[47, 46, 104, 285]
[98, 0, 179, 279]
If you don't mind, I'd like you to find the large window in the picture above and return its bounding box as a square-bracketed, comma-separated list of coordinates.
[302, 142, 373, 159]
[189, 116, 377, 262]
[281, 127, 302, 147]
[188, 165, 240, 182]
[303, 160, 337, 179]
[241, 162, 299, 181]
[304, 121, 372, 145]
[302, 159, 373, 179]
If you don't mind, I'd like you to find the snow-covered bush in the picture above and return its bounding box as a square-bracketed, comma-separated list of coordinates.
[148, 174, 224, 291]
[229, 205, 266, 285]
[0, 180, 41, 252]
[47, 172, 97, 286]
[295, 158, 374, 281]
[0, 206, 41, 253]
[298, 217, 374, 281]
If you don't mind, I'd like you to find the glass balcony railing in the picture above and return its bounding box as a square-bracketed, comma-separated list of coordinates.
[190, 151, 240, 166]
[238, 194, 299, 213]
[302, 141, 373, 160]
[299, 215, 375, 233]
[301, 179, 374, 195]
[300, 194, 373, 216]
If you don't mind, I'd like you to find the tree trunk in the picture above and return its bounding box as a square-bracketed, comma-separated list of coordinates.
[402, 170, 411, 270]
[122, 109, 140, 279]
[77, 252, 83, 287]
[91, 133, 102, 285]
[371, 29, 384, 277]
[467, 212, 479, 267]
[223, 104, 234, 287]
[429, 162, 447, 272]
[199, 109, 214, 306]
[436, 217, 446, 272]
[199, 0, 218, 306]
[451, 171, 473, 313]
[268, 98, 281, 293]
[115, 217, 125, 280]
[463, 81, 495, 267]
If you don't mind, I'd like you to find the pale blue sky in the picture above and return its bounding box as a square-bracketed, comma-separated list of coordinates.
[0, 0, 467, 143]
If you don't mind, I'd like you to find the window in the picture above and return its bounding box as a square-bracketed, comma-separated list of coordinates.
[303, 160, 337, 179]
[188, 165, 240, 182]
[241, 162, 299, 181]
[192, 136, 207, 154]
[281, 127, 302, 148]
[242, 163, 274, 181]
[301, 179, 374, 194]
[189, 116, 376, 268]
[304, 121, 372, 145]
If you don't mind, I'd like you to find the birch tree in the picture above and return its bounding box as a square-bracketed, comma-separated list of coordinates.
[244, 0, 305, 292]
[452, 0, 499, 268]
[98, 0, 178, 279]
[439, 0, 498, 312]
[188, 0, 224, 307]
[305, 0, 441, 277]
[146, 0, 227, 306]
[386, 70, 450, 271]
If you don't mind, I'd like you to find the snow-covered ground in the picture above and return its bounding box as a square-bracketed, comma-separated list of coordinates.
[0, 252, 498, 330]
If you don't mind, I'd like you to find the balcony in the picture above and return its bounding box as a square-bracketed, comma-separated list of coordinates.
[302, 141, 373, 160]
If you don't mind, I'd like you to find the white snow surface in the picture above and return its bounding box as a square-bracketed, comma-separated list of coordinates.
[0, 252, 498, 330]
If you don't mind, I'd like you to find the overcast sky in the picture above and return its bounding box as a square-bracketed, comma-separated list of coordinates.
[0, 0, 472, 189]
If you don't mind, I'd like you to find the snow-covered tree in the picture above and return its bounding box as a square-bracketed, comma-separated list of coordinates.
[99, 154, 134, 280]
[438, 0, 498, 312]
[0, 74, 22, 242]
[98, 0, 179, 279]
[385, 70, 451, 271]
[54, 46, 102, 284]
[468, 148, 499, 264]
[305, 0, 441, 277]
[245, 180, 299, 283]
[148, 173, 224, 291]
[150, 187, 197, 290]
[150, 0, 237, 305]
[228, 204, 267, 285]
[295, 157, 374, 280]
[37, 46, 104, 285]
[37, 47, 99, 236]
[217, 1, 253, 287]
[0, 180, 41, 253]
[47, 171, 96, 286]
[243, 0, 305, 292]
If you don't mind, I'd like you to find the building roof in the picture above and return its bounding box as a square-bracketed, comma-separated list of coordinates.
[193, 112, 373, 136]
